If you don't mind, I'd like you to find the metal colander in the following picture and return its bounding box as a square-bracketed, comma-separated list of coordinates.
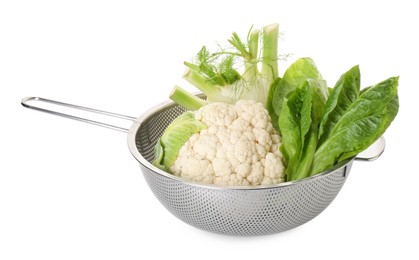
[22, 96, 384, 236]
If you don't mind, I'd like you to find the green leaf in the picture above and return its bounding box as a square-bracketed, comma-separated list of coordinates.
[282, 58, 323, 88]
[318, 65, 361, 145]
[299, 82, 313, 148]
[330, 76, 398, 138]
[266, 77, 281, 131]
[311, 76, 399, 174]
[289, 79, 328, 180]
[272, 58, 322, 118]
[384, 93, 399, 130]
[294, 79, 327, 180]
[219, 55, 241, 84]
[308, 79, 329, 125]
[278, 80, 318, 181]
[293, 126, 318, 180]
[152, 111, 207, 170]
[152, 140, 167, 171]
[278, 95, 301, 180]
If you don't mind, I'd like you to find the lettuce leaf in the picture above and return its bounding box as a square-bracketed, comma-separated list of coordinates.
[311, 76, 399, 174]
[278, 79, 327, 181]
[274, 61, 399, 180]
[266, 77, 281, 130]
[271, 57, 323, 124]
[318, 65, 361, 145]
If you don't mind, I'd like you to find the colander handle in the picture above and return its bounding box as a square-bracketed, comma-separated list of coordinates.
[354, 136, 386, 161]
[21, 97, 137, 133]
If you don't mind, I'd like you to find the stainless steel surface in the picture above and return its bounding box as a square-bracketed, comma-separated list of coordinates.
[21, 97, 136, 133]
[354, 137, 386, 161]
[22, 96, 385, 236]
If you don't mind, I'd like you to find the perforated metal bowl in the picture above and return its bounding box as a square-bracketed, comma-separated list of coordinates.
[128, 99, 355, 236]
[22, 96, 385, 236]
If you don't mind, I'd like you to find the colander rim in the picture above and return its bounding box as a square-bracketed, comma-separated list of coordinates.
[127, 98, 353, 191]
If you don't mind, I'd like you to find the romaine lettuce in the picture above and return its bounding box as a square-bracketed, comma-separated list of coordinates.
[312, 76, 399, 174]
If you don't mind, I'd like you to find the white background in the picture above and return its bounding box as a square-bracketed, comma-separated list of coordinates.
[1, 0, 418, 259]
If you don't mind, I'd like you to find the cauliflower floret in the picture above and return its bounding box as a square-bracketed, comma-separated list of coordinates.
[169, 100, 285, 186]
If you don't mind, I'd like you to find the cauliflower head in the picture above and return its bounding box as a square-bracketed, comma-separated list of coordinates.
[153, 100, 285, 186]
